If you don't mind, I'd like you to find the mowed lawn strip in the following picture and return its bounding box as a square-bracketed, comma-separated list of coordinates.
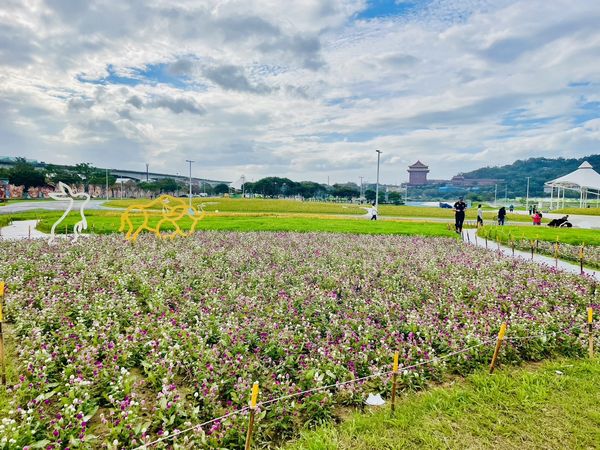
[285, 358, 600, 450]
[478, 224, 600, 246]
[104, 197, 534, 222]
[554, 207, 600, 216]
[8, 209, 458, 237]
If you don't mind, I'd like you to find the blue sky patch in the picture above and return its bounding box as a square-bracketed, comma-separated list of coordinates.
[77, 63, 192, 89]
[501, 108, 557, 128]
[574, 101, 600, 125]
[356, 0, 427, 20]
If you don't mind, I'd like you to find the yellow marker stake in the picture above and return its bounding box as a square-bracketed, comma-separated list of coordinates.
[391, 351, 399, 413]
[0, 281, 4, 297]
[589, 307, 594, 359]
[489, 322, 507, 374]
[245, 382, 260, 450]
[250, 381, 259, 409]
[0, 294, 4, 385]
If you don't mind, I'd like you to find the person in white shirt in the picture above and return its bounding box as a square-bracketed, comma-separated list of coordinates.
[477, 204, 484, 227]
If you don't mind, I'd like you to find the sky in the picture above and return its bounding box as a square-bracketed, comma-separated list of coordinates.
[1, 0, 599, 184]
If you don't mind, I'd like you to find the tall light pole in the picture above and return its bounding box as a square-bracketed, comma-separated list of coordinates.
[185, 160, 194, 210]
[146, 163, 149, 182]
[504, 184, 508, 204]
[359, 176, 364, 199]
[105, 168, 109, 200]
[375, 150, 382, 211]
[494, 184, 497, 205]
[526, 176, 531, 211]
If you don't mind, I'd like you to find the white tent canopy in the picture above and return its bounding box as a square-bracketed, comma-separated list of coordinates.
[545, 161, 600, 209]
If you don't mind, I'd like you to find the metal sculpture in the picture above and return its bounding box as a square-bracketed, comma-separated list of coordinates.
[48, 182, 90, 244]
[119, 195, 206, 242]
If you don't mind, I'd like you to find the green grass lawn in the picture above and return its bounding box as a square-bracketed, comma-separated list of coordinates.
[104, 197, 534, 222]
[285, 358, 600, 450]
[1, 209, 458, 237]
[478, 224, 600, 246]
[555, 207, 600, 216]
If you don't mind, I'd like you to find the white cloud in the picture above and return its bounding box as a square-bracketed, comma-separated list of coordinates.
[0, 0, 599, 183]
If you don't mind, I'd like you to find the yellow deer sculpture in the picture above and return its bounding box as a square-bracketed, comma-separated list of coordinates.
[119, 195, 206, 242]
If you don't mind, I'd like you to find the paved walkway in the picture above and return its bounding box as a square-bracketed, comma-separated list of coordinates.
[0, 220, 47, 240]
[464, 228, 599, 279]
[0, 200, 111, 214]
[511, 210, 600, 229]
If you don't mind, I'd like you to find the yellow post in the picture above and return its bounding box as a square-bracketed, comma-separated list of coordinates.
[530, 240, 535, 260]
[489, 322, 507, 374]
[245, 381, 259, 450]
[391, 351, 399, 413]
[0, 281, 5, 385]
[588, 307, 594, 359]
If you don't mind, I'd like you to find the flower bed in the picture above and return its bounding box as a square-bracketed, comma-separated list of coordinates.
[0, 233, 596, 448]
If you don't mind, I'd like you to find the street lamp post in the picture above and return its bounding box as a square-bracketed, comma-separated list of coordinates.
[105, 169, 109, 200]
[526, 176, 531, 211]
[494, 184, 497, 205]
[375, 150, 382, 213]
[185, 160, 194, 211]
[359, 176, 364, 199]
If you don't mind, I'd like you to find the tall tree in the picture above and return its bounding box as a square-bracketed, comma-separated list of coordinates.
[8, 158, 46, 190]
[214, 183, 230, 195]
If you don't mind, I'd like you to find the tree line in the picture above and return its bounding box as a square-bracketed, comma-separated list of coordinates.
[0, 159, 403, 202]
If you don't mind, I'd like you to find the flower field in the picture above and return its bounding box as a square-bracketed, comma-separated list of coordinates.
[0, 233, 597, 449]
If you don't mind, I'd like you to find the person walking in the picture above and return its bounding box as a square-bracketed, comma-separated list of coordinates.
[477, 204, 484, 227]
[532, 211, 541, 225]
[453, 196, 467, 233]
[369, 202, 378, 221]
[498, 206, 506, 226]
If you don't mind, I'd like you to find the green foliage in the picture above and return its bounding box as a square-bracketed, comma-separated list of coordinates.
[461, 154, 600, 198]
[331, 183, 359, 199]
[214, 183, 230, 195]
[8, 157, 46, 190]
[286, 358, 600, 450]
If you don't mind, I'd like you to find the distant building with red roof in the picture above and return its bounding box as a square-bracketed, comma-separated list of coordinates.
[407, 160, 430, 185]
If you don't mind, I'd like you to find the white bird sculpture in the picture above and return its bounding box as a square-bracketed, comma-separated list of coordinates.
[48, 182, 90, 244]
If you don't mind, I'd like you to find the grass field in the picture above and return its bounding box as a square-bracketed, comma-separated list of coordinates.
[0, 209, 459, 237]
[104, 197, 535, 222]
[555, 207, 600, 216]
[478, 224, 600, 246]
[285, 358, 600, 450]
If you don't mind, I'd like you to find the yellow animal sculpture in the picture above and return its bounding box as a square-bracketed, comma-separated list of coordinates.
[119, 195, 206, 242]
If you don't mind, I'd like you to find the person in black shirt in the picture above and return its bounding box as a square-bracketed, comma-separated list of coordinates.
[453, 197, 467, 233]
[498, 206, 506, 225]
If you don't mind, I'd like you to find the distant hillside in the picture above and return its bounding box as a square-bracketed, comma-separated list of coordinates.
[460, 154, 600, 197]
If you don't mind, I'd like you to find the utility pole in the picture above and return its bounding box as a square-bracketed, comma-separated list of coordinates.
[504, 184, 508, 204]
[185, 160, 194, 211]
[526, 176, 530, 211]
[375, 150, 382, 212]
[105, 168, 109, 200]
[359, 176, 364, 199]
[494, 184, 497, 205]
[146, 163, 149, 182]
